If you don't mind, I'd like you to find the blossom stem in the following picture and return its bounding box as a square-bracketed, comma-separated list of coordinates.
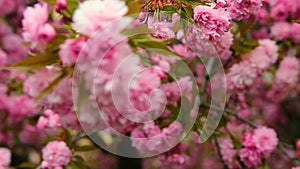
[214, 136, 230, 169]
[200, 103, 257, 128]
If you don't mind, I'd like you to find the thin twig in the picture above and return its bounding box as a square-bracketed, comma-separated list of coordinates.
[201, 103, 257, 128]
[214, 136, 230, 169]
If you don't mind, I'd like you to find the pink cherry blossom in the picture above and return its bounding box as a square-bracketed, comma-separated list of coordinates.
[227, 61, 258, 90]
[59, 37, 86, 66]
[239, 147, 262, 168]
[219, 138, 242, 169]
[274, 56, 300, 88]
[72, 0, 128, 36]
[37, 109, 61, 130]
[42, 141, 72, 168]
[194, 5, 232, 41]
[253, 126, 278, 155]
[229, 0, 262, 20]
[22, 3, 56, 47]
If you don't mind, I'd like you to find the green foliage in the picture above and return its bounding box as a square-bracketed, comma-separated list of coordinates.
[69, 155, 87, 169]
[17, 162, 36, 169]
[126, 0, 142, 15]
[74, 145, 96, 152]
[3, 53, 60, 72]
[231, 39, 259, 57]
[182, 0, 204, 7]
[42, 0, 56, 5]
[122, 24, 154, 36]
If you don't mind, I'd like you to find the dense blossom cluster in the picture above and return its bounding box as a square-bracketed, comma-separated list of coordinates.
[0, 0, 299, 168]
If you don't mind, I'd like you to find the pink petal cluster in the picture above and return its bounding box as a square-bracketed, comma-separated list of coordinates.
[42, 141, 72, 168]
[219, 138, 241, 169]
[0, 49, 7, 66]
[226, 61, 258, 90]
[72, 0, 128, 36]
[59, 37, 86, 66]
[131, 121, 183, 153]
[227, 39, 278, 90]
[160, 77, 193, 106]
[37, 109, 61, 130]
[0, 0, 18, 16]
[22, 3, 56, 47]
[0, 148, 11, 168]
[158, 153, 189, 166]
[0, 95, 37, 119]
[274, 56, 300, 88]
[271, 22, 300, 43]
[1, 34, 27, 64]
[253, 126, 278, 155]
[193, 5, 232, 41]
[239, 126, 278, 168]
[239, 147, 262, 168]
[269, 0, 298, 21]
[54, 0, 67, 12]
[24, 68, 78, 129]
[246, 39, 278, 73]
[229, 0, 262, 20]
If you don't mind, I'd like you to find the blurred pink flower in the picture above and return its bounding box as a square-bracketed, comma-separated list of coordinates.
[194, 5, 232, 40]
[241, 132, 255, 147]
[2, 34, 27, 64]
[54, 0, 67, 12]
[0, 0, 18, 16]
[247, 39, 278, 73]
[0, 148, 11, 168]
[229, 0, 262, 20]
[59, 37, 86, 66]
[274, 56, 300, 88]
[22, 3, 56, 47]
[239, 147, 262, 168]
[37, 109, 61, 130]
[219, 138, 241, 169]
[72, 0, 128, 36]
[270, 22, 291, 41]
[227, 61, 258, 90]
[42, 141, 72, 168]
[253, 126, 278, 155]
[0, 49, 7, 66]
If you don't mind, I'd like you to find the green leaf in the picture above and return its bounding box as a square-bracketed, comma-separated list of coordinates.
[3, 53, 60, 71]
[63, 127, 73, 148]
[69, 160, 85, 169]
[66, 0, 79, 15]
[74, 155, 85, 163]
[160, 5, 177, 15]
[231, 39, 259, 57]
[74, 145, 96, 152]
[18, 162, 36, 169]
[46, 35, 67, 52]
[122, 24, 154, 36]
[182, 0, 203, 7]
[126, 0, 142, 15]
[42, 0, 56, 5]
